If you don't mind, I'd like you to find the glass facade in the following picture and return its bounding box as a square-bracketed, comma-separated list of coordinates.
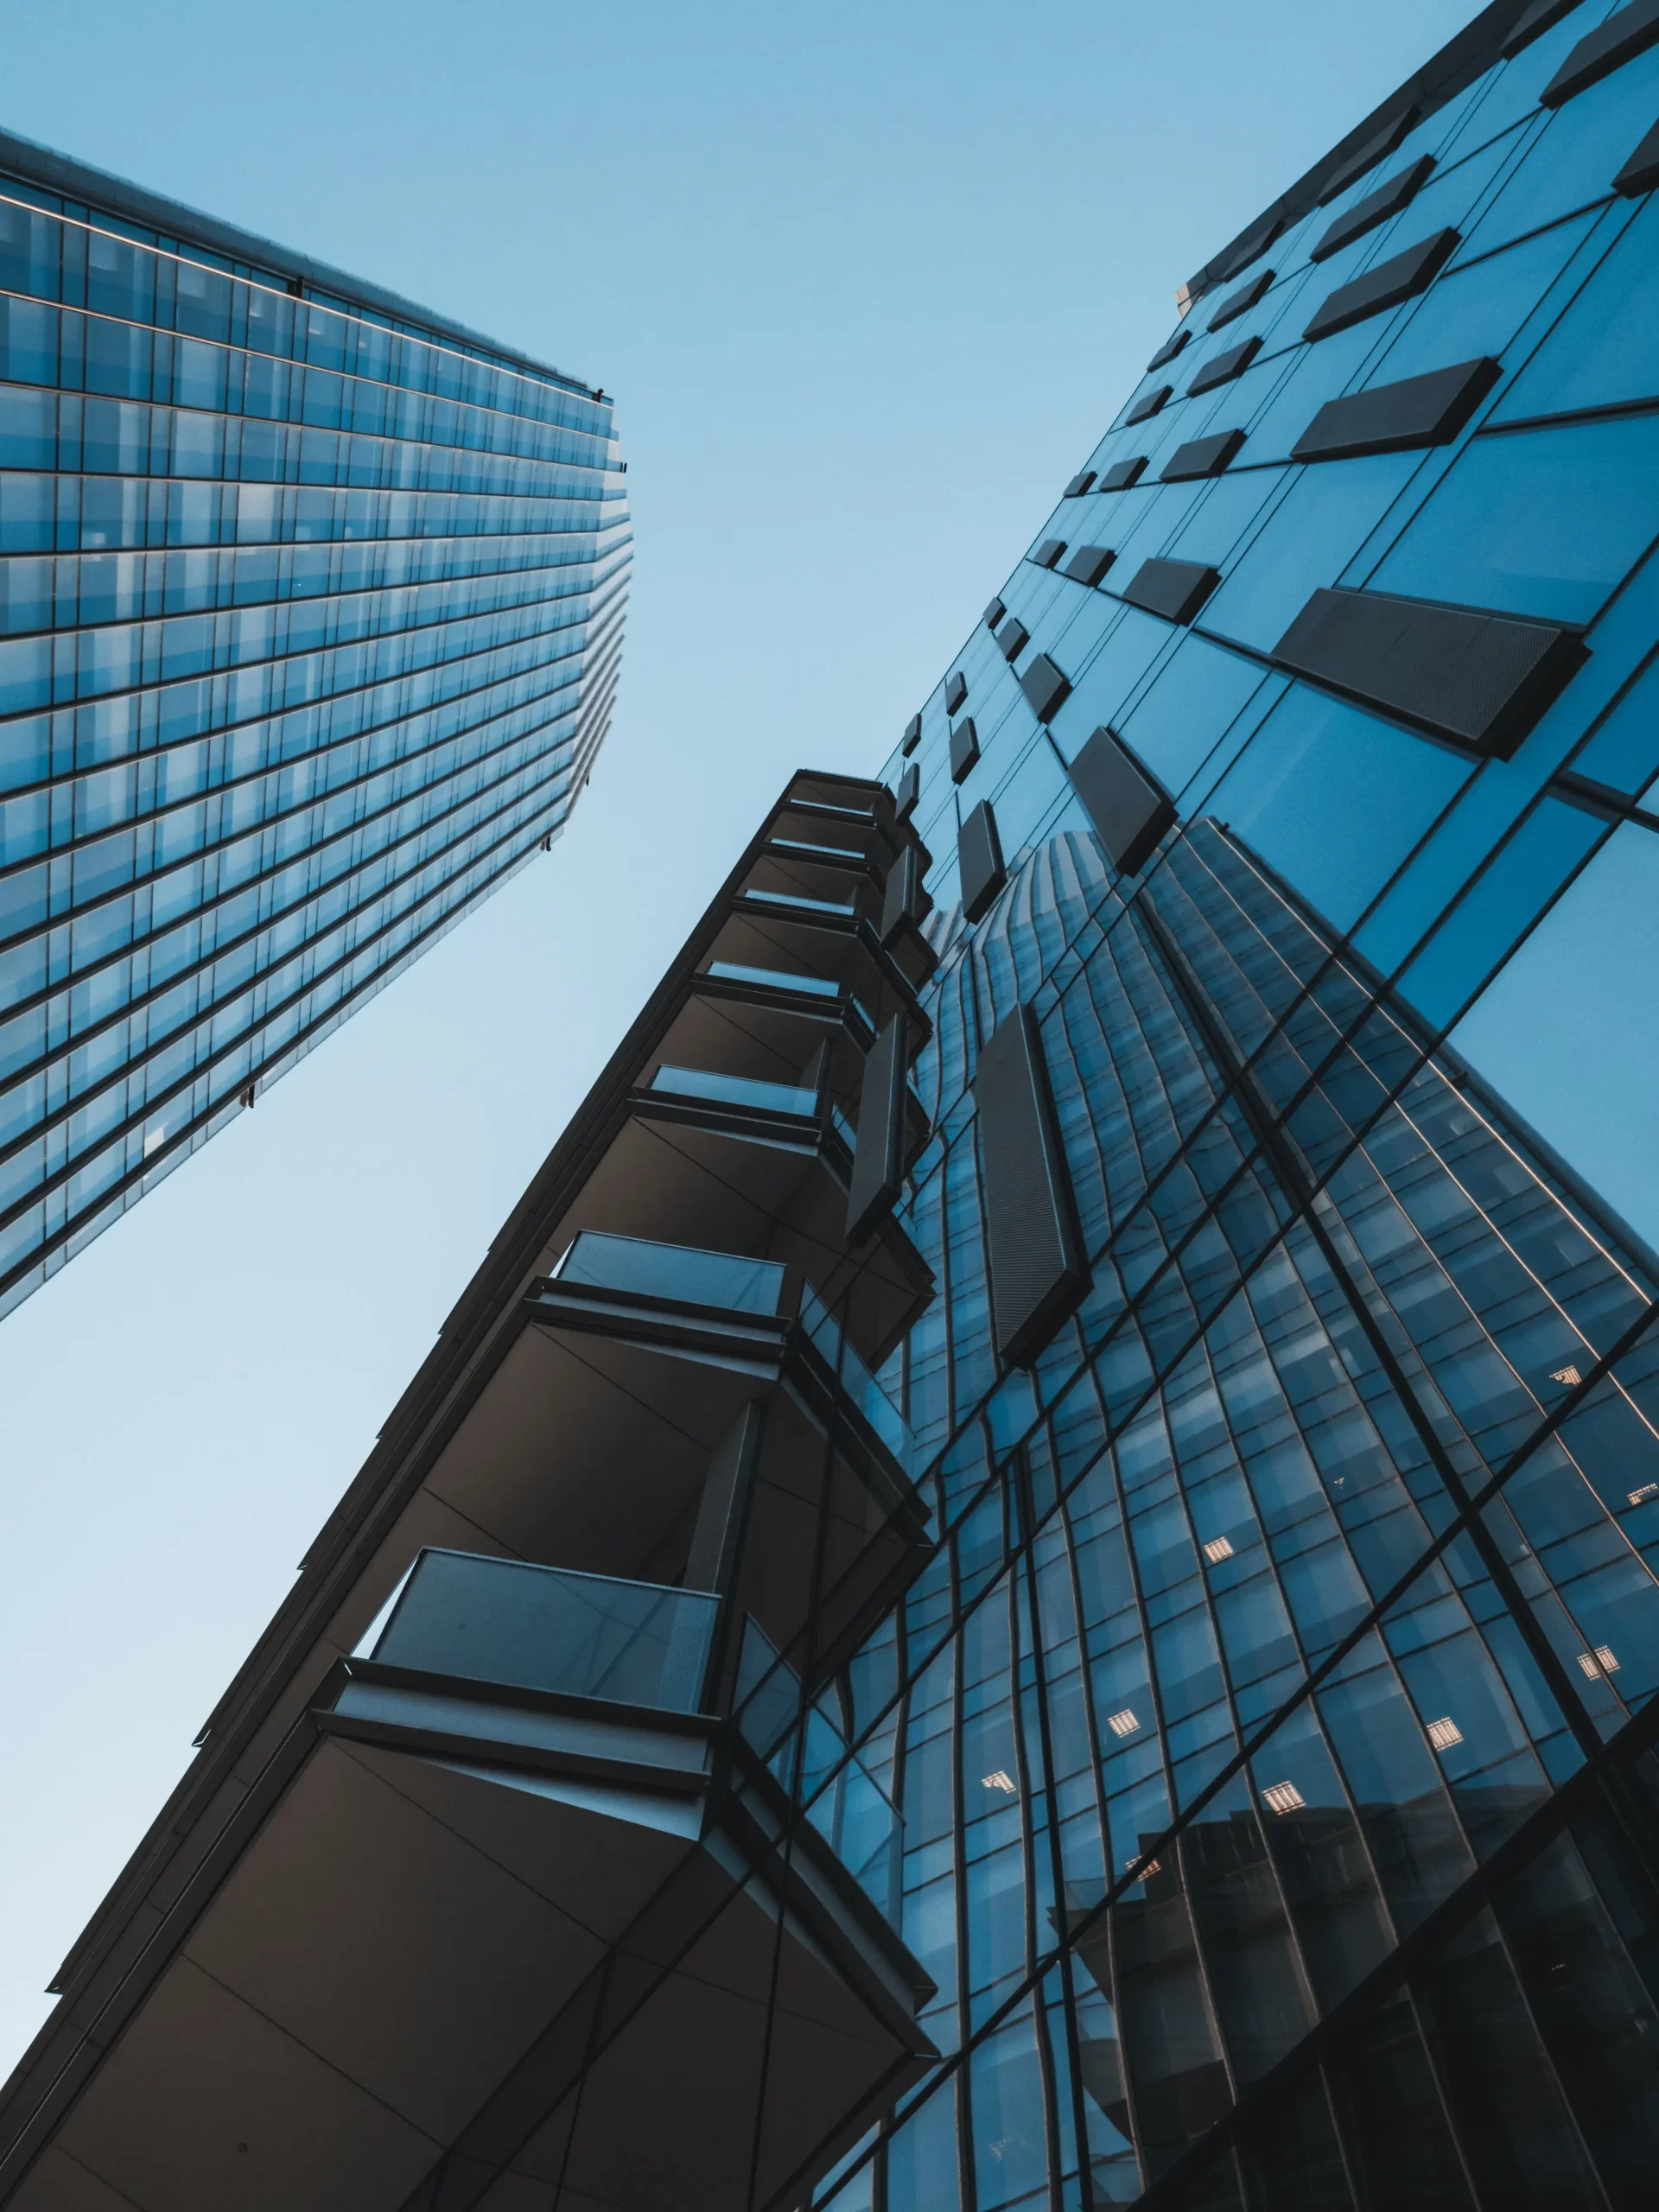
[0, 134, 629, 1319]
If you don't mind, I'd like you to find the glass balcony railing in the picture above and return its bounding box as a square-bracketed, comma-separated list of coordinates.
[368, 1548, 718, 1713]
[708, 959, 842, 999]
[554, 1229, 785, 1314]
[650, 1063, 819, 1118]
[737, 1618, 902, 1924]
[769, 837, 864, 864]
[739, 887, 859, 919]
[801, 1283, 915, 1475]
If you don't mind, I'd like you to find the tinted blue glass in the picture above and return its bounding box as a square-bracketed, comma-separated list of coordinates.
[1363, 207, 1602, 385]
[1494, 194, 1659, 421]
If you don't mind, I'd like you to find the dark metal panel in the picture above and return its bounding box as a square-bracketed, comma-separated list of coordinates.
[1212, 215, 1284, 282]
[1615, 115, 1659, 192]
[1316, 105, 1420, 204]
[949, 718, 981, 784]
[1099, 456, 1149, 492]
[1122, 558, 1222, 626]
[1272, 585, 1587, 755]
[846, 1014, 911, 1245]
[1304, 227, 1459, 340]
[998, 617, 1030, 663]
[1066, 726, 1177, 876]
[1063, 470, 1097, 497]
[1187, 336, 1262, 396]
[945, 671, 969, 714]
[1063, 545, 1116, 587]
[900, 714, 922, 758]
[880, 842, 923, 946]
[1543, 0, 1659, 104]
[1147, 327, 1192, 372]
[896, 764, 920, 819]
[1503, 0, 1585, 53]
[983, 597, 1007, 629]
[1207, 268, 1274, 329]
[1161, 429, 1247, 480]
[1311, 153, 1438, 260]
[1033, 540, 1067, 570]
[1020, 655, 1072, 723]
[958, 801, 1006, 923]
[976, 1005, 1088, 1367]
[1125, 384, 1173, 424]
[1293, 357, 1500, 461]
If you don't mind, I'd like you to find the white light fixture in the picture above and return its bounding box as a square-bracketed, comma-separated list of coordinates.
[1126, 1853, 1160, 1878]
[1106, 1708, 1141, 1739]
[982, 1769, 1017, 1795]
[1578, 1646, 1620, 1678]
[1426, 1716, 1463, 1750]
[1262, 1780, 1305, 1815]
[1630, 1484, 1659, 1506]
[1202, 1536, 1235, 1564]
[1549, 1363, 1584, 1388]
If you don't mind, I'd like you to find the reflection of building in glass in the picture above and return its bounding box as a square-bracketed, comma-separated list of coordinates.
[10, 3, 1659, 2208]
[0, 129, 629, 1318]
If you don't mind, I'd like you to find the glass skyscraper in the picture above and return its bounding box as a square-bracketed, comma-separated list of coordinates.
[0, 129, 629, 1319]
[9, 1, 1659, 2208]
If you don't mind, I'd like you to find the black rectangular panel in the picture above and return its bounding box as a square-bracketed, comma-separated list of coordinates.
[901, 712, 922, 756]
[945, 670, 969, 713]
[1503, 0, 1584, 54]
[1293, 358, 1500, 461]
[1272, 586, 1586, 757]
[1615, 116, 1659, 193]
[1020, 655, 1071, 724]
[845, 1013, 910, 1245]
[998, 617, 1030, 662]
[959, 799, 1006, 922]
[1063, 470, 1096, 497]
[1311, 153, 1437, 261]
[880, 842, 921, 945]
[1161, 429, 1247, 480]
[1122, 558, 1221, 626]
[1543, 0, 1659, 105]
[983, 597, 1006, 629]
[1125, 384, 1173, 425]
[949, 716, 980, 783]
[896, 763, 919, 819]
[1099, 456, 1148, 492]
[1033, 540, 1067, 569]
[976, 1005, 1088, 1367]
[1147, 327, 1192, 372]
[1318, 106, 1418, 204]
[1304, 228, 1459, 341]
[1208, 267, 1274, 329]
[1212, 215, 1283, 283]
[1068, 725, 1177, 876]
[1063, 544, 1116, 587]
[1187, 335, 1262, 395]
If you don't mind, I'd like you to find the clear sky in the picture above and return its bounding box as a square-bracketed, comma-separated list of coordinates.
[0, 0, 1486, 2073]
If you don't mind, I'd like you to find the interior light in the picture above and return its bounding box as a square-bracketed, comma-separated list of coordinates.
[1630, 1484, 1659, 1506]
[1202, 1536, 1236, 1564]
[1549, 1363, 1584, 1387]
[982, 1769, 1017, 1794]
[1426, 1716, 1463, 1750]
[1106, 1708, 1141, 1738]
[1579, 1646, 1620, 1677]
[1126, 1853, 1160, 1878]
[1262, 1780, 1306, 1814]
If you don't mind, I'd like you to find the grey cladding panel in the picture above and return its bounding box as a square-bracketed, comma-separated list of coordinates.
[1033, 540, 1067, 569]
[896, 764, 919, 819]
[1208, 268, 1274, 329]
[976, 1005, 1088, 1366]
[1293, 358, 1499, 461]
[1615, 117, 1659, 193]
[950, 717, 980, 783]
[1122, 558, 1221, 626]
[1147, 327, 1192, 372]
[1064, 470, 1096, 497]
[1068, 726, 1176, 876]
[1503, 0, 1585, 53]
[998, 617, 1030, 663]
[1311, 154, 1437, 261]
[1125, 384, 1173, 425]
[845, 1014, 910, 1245]
[1099, 456, 1148, 492]
[959, 800, 1006, 923]
[1318, 106, 1418, 204]
[1063, 544, 1115, 587]
[945, 671, 969, 714]
[1272, 587, 1586, 756]
[880, 842, 921, 945]
[1162, 429, 1246, 480]
[1212, 215, 1283, 283]
[984, 597, 1007, 629]
[1543, 0, 1659, 105]
[901, 713, 922, 757]
[1020, 655, 1071, 724]
[1187, 336, 1262, 396]
[1304, 228, 1459, 341]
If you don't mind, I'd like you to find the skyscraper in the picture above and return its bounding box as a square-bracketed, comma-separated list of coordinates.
[0, 130, 629, 1319]
[7, 0, 1659, 2205]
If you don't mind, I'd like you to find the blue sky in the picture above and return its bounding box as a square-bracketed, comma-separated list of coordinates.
[0, 0, 1485, 2070]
